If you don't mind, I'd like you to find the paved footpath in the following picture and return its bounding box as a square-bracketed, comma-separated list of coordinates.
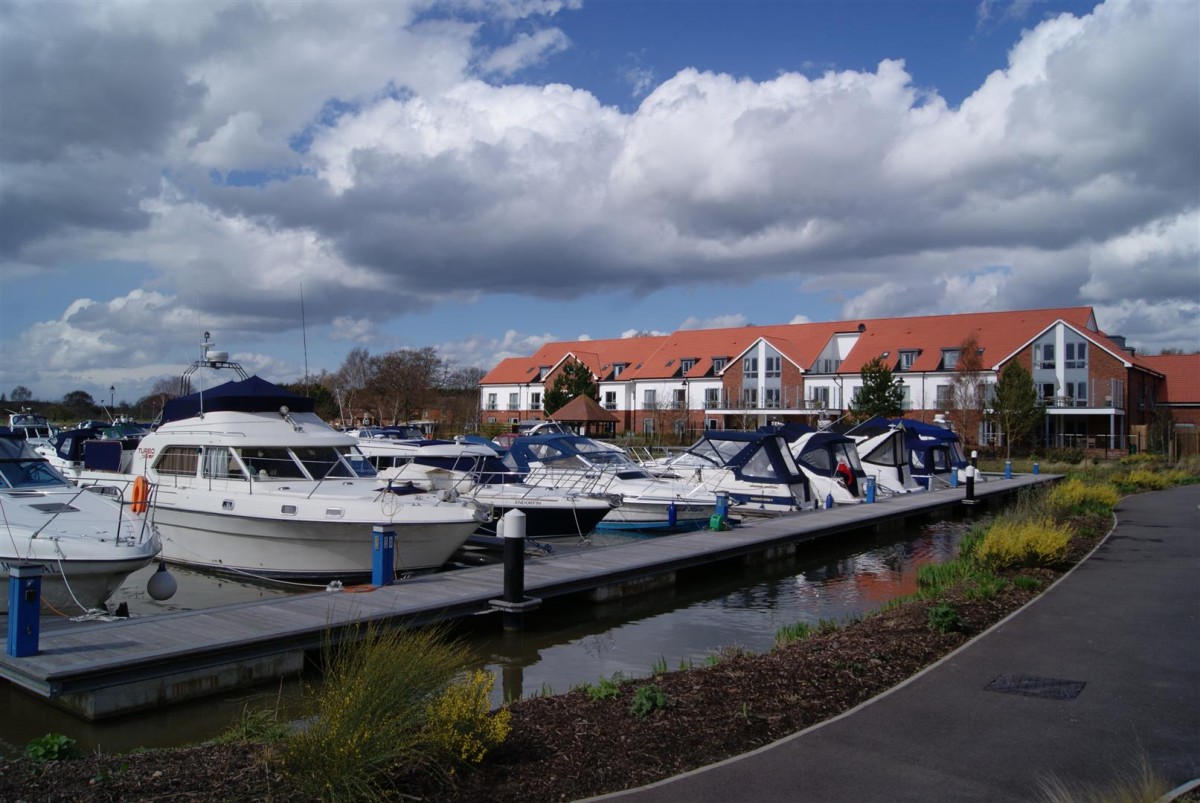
[596, 484, 1200, 802]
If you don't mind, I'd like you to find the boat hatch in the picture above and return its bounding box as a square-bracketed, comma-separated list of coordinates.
[281, 505, 297, 516]
[30, 502, 80, 514]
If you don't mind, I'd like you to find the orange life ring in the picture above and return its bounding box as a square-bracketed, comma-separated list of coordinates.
[131, 475, 150, 514]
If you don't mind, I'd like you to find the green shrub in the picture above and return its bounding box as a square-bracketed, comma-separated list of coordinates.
[215, 705, 292, 745]
[279, 625, 483, 801]
[628, 685, 668, 719]
[974, 516, 1073, 571]
[1046, 478, 1120, 517]
[1012, 575, 1042, 592]
[927, 603, 964, 633]
[26, 733, 82, 762]
[962, 574, 1008, 601]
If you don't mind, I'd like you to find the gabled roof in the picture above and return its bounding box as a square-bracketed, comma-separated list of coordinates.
[549, 394, 619, 422]
[622, 322, 844, 380]
[1141, 354, 1200, 404]
[479, 336, 668, 385]
[994, 316, 1161, 375]
[838, 308, 1100, 374]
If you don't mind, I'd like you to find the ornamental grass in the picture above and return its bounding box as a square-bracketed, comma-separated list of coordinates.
[278, 625, 507, 801]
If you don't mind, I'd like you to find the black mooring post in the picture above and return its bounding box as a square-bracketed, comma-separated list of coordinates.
[490, 509, 541, 631]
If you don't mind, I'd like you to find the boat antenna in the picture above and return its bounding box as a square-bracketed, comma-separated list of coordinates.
[300, 283, 310, 391]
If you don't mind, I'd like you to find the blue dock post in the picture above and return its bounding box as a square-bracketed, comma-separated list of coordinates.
[668, 501, 677, 528]
[1033, 461, 1040, 475]
[865, 477, 876, 504]
[7, 564, 42, 658]
[1004, 460, 1012, 479]
[824, 492, 833, 509]
[489, 510, 541, 631]
[371, 525, 395, 587]
[950, 470, 959, 488]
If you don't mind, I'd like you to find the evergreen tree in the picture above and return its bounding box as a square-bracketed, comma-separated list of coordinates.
[542, 360, 597, 415]
[991, 362, 1043, 459]
[850, 357, 905, 421]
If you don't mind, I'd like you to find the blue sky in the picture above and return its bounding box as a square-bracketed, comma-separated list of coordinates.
[1, 0, 1197, 405]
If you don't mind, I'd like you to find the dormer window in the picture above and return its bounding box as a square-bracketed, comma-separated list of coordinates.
[899, 350, 918, 371]
[712, 357, 727, 372]
[538, 366, 550, 380]
[681, 358, 695, 373]
[941, 349, 961, 370]
[613, 363, 627, 378]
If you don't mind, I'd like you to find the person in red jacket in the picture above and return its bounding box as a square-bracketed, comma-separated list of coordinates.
[835, 460, 858, 497]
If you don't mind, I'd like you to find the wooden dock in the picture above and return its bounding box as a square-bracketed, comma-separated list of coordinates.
[0, 475, 1051, 720]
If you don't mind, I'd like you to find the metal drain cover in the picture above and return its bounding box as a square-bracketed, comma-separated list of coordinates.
[985, 674, 1086, 700]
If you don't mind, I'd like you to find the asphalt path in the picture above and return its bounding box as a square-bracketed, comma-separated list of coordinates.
[595, 483, 1200, 802]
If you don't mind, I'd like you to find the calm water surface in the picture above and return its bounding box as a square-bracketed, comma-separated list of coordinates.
[0, 516, 971, 757]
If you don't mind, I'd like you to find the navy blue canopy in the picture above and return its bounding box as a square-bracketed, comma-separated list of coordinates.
[161, 376, 314, 424]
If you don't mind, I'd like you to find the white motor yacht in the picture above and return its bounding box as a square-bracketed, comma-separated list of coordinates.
[0, 432, 160, 614]
[42, 350, 486, 582]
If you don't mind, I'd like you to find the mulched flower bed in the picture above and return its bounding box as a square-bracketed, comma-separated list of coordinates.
[0, 526, 1101, 803]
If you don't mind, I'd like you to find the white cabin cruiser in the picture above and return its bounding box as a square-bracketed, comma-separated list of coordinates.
[45, 364, 485, 581]
[503, 434, 721, 533]
[6, 409, 58, 450]
[354, 435, 618, 539]
[0, 431, 160, 614]
[639, 430, 811, 515]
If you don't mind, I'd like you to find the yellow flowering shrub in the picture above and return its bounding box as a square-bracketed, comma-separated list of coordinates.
[1046, 478, 1119, 517]
[974, 516, 1073, 571]
[425, 670, 512, 764]
[1125, 469, 1169, 490]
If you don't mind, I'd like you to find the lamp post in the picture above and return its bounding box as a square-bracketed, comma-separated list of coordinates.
[109, 385, 115, 411]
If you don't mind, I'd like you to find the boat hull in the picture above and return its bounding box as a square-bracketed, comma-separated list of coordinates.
[593, 499, 714, 533]
[151, 504, 479, 581]
[1, 541, 159, 614]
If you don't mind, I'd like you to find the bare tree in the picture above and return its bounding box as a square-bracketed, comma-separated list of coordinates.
[369, 347, 442, 425]
[334, 347, 373, 426]
[948, 335, 987, 446]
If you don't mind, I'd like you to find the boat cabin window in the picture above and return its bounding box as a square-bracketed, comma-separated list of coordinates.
[340, 447, 377, 478]
[155, 446, 201, 477]
[863, 435, 903, 467]
[293, 446, 358, 480]
[238, 447, 307, 480]
[798, 446, 833, 475]
[0, 455, 65, 489]
[203, 446, 246, 480]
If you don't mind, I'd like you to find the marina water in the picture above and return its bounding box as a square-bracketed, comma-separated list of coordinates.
[0, 513, 971, 757]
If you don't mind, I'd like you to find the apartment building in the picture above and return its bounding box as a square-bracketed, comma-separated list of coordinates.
[479, 307, 1172, 450]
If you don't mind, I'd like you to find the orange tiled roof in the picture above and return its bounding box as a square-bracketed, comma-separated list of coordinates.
[481, 306, 1164, 384]
[1141, 354, 1200, 403]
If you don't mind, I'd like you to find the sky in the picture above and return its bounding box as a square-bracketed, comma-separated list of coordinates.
[1, 0, 1197, 406]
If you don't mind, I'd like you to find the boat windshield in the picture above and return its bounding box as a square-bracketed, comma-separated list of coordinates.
[339, 446, 378, 478]
[0, 438, 70, 489]
[292, 446, 361, 480]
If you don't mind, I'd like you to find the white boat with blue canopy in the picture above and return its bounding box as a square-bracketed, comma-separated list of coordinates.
[639, 429, 812, 515]
[766, 424, 870, 506]
[833, 416, 923, 496]
[888, 418, 979, 489]
[503, 433, 721, 533]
